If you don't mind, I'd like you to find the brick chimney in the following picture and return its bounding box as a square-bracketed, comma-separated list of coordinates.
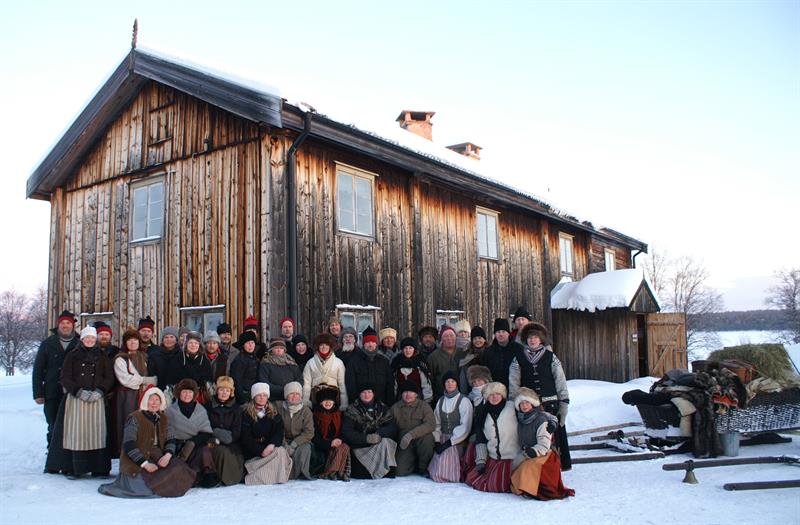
[446, 142, 482, 160]
[396, 110, 435, 141]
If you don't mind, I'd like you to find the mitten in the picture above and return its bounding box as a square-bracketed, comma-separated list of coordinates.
[366, 433, 381, 445]
[399, 433, 413, 450]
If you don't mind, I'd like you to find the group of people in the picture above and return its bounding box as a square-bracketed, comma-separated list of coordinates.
[32, 306, 573, 500]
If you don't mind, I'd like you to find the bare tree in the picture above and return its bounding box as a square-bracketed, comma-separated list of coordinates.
[641, 247, 670, 302]
[0, 290, 39, 375]
[765, 267, 800, 343]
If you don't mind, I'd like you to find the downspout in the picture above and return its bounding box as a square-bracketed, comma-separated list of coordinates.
[286, 111, 312, 329]
[631, 247, 644, 268]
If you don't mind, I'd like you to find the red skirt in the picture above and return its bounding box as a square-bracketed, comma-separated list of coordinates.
[465, 457, 513, 493]
[512, 450, 575, 500]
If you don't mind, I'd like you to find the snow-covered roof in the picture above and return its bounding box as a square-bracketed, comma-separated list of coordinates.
[550, 269, 659, 312]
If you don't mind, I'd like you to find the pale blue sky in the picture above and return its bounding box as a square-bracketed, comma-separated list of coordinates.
[1, 0, 797, 310]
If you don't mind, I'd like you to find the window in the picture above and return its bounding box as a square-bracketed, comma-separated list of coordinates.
[180, 305, 226, 335]
[336, 163, 375, 237]
[604, 249, 616, 271]
[131, 177, 164, 242]
[80, 312, 113, 331]
[336, 305, 381, 345]
[476, 207, 499, 259]
[559, 233, 574, 276]
[436, 310, 464, 329]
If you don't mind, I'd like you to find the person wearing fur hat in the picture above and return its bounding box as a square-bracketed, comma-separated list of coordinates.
[345, 326, 394, 405]
[240, 382, 292, 485]
[509, 322, 572, 470]
[94, 321, 119, 360]
[289, 333, 312, 370]
[510, 388, 575, 500]
[335, 326, 360, 366]
[458, 326, 487, 395]
[235, 315, 268, 360]
[33, 309, 78, 452]
[110, 329, 157, 458]
[428, 371, 474, 483]
[278, 381, 315, 479]
[483, 318, 523, 389]
[166, 379, 218, 487]
[391, 337, 433, 403]
[207, 375, 244, 486]
[230, 331, 261, 404]
[203, 330, 229, 383]
[312, 383, 351, 481]
[45, 325, 115, 478]
[464, 381, 519, 493]
[377, 327, 399, 362]
[98, 386, 190, 498]
[170, 331, 213, 404]
[391, 380, 435, 476]
[417, 326, 439, 358]
[453, 320, 472, 351]
[465, 365, 492, 407]
[147, 327, 181, 391]
[427, 325, 465, 403]
[303, 333, 348, 409]
[258, 338, 303, 401]
[342, 383, 398, 479]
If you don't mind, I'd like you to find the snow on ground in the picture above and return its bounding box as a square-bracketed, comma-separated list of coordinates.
[2, 374, 798, 525]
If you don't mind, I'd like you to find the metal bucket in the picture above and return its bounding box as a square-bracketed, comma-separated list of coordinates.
[718, 431, 741, 457]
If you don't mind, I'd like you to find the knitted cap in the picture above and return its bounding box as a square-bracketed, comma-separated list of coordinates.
[493, 318, 510, 333]
[203, 330, 221, 344]
[80, 326, 97, 340]
[284, 381, 302, 398]
[379, 327, 397, 342]
[251, 382, 270, 398]
[470, 326, 487, 339]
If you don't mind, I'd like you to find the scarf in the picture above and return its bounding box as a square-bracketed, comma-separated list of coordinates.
[443, 389, 460, 399]
[178, 400, 196, 420]
[207, 351, 218, 361]
[318, 349, 332, 361]
[262, 352, 298, 367]
[344, 399, 393, 433]
[469, 386, 484, 406]
[391, 351, 430, 375]
[518, 407, 558, 429]
[287, 399, 303, 416]
[314, 407, 342, 440]
[523, 344, 547, 366]
[487, 400, 505, 420]
[360, 347, 378, 361]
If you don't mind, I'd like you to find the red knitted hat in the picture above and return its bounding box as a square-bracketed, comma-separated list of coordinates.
[243, 315, 260, 330]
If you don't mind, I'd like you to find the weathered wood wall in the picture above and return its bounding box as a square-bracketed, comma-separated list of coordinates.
[589, 236, 632, 273]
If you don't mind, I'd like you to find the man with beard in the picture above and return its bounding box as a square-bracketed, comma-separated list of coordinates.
[138, 316, 160, 357]
[417, 326, 438, 359]
[94, 321, 119, 359]
[335, 326, 360, 366]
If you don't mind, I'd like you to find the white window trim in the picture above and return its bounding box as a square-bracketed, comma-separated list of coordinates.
[336, 304, 381, 345]
[476, 206, 500, 260]
[436, 309, 465, 329]
[335, 162, 377, 239]
[79, 312, 114, 330]
[179, 305, 226, 335]
[559, 232, 574, 277]
[604, 248, 616, 271]
[130, 174, 165, 244]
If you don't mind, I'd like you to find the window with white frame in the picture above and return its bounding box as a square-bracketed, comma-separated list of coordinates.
[436, 310, 465, 330]
[80, 312, 114, 331]
[131, 177, 164, 242]
[336, 305, 381, 345]
[559, 233, 574, 276]
[476, 207, 499, 259]
[604, 249, 616, 271]
[336, 163, 375, 237]
[180, 305, 226, 335]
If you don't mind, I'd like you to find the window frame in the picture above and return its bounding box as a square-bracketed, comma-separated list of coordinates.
[336, 304, 381, 346]
[436, 309, 465, 330]
[604, 248, 616, 271]
[559, 233, 574, 277]
[79, 312, 114, 331]
[129, 174, 165, 244]
[476, 207, 500, 260]
[179, 305, 226, 336]
[335, 162, 377, 239]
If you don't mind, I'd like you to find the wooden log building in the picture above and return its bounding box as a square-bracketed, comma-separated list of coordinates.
[27, 47, 660, 381]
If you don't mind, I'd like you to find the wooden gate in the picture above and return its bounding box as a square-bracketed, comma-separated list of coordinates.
[646, 313, 687, 377]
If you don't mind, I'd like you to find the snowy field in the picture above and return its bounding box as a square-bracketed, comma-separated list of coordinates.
[1, 374, 798, 525]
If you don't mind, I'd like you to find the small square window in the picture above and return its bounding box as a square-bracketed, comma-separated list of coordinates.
[476, 208, 499, 259]
[559, 233, 574, 276]
[337, 305, 381, 346]
[436, 310, 464, 329]
[180, 305, 226, 335]
[604, 249, 616, 271]
[336, 164, 375, 237]
[130, 177, 164, 242]
[80, 312, 114, 331]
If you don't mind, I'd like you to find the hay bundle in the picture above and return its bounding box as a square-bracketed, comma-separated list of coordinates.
[708, 344, 794, 381]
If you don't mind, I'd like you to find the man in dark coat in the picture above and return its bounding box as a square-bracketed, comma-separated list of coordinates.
[345, 326, 394, 405]
[94, 321, 119, 360]
[138, 316, 160, 357]
[148, 327, 181, 390]
[510, 306, 532, 345]
[483, 318, 523, 388]
[32, 310, 79, 450]
[234, 315, 268, 360]
[418, 326, 439, 359]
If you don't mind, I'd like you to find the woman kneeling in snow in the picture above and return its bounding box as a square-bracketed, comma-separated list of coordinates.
[312, 383, 351, 480]
[342, 383, 398, 479]
[166, 379, 218, 488]
[240, 382, 293, 485]
[427, 371, 473, 483]
[99, 387, 194, 498]
[510, 388, 574, 500]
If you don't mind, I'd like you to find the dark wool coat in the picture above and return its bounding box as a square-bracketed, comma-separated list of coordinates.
[208, 353, 229, 383]
[344, 350, 395, 405]
[32, 334, 78, 400]
[257, 358, 303, 401]
[148, 346, 182, 389]
[335, 345, 361, 367]
[170, 351, 213, 391]
[240, 408, 285, 459]
[341, 399, 398, 448]
[61, 344, 115, 395]
[230, 351, 260, 403]
[207, 397, 243, 444]
[484, 340, 523, 388]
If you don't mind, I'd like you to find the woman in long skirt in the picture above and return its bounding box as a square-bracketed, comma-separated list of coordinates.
[341, 383, 398, 479]
[207, 376, 244, 486]
[312, 383, 351, 481]
[165, 378, 218, 488]
[240, 382, 292, 485]
[428, 371, 473, 482]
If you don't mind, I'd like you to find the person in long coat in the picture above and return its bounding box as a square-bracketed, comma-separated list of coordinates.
[46, 325, 115, 478]
[391, 337, 433, 404]
[464, 381, 518, 493]
[110, 329, 156, 458]
[148, 327, 181, 391]
[165, 378, 218, 488]
[510, 387, 575, 500]
[483, 318, 522, 389]
[230, 331, 260, 404]
[170, 332, 213, 404]
[278, 381, 315, 479]
[207, 375, 244, 486]
[98, 386, 189, 498]
[312, 383, 351, 481]
[240, 382, 292, 485]
[345, 326, 394, 405]
[302, 333, 348, 408]
[508, 322, 571, 470]
[342, 383, 398, 479]
[258, 338, 303, 401]
[391, 381, 435, 476]
[33, 310, 78, 453]
[428, 371, 473, 483]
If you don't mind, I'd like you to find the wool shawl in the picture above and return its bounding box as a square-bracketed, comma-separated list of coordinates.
[165, 400, 212, 440]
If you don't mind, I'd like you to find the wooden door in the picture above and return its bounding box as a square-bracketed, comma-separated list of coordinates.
[646, 313, 687, 377]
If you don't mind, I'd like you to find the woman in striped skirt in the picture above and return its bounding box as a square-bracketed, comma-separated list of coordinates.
[240, 382, 292, 485]
[45, 326, 115, 478]
[312, 382, 351, 481]
[428, 371, 473, 482]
